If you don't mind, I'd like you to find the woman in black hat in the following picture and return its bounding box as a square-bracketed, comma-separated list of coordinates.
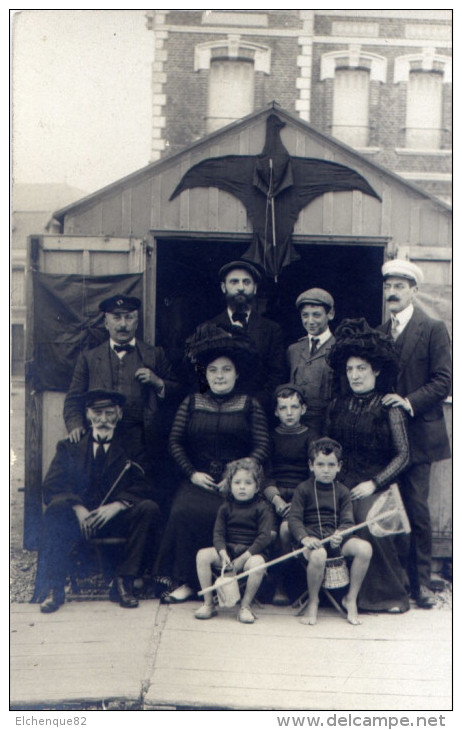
[325, 318, 410, 613]
[155, 324, 270, 603]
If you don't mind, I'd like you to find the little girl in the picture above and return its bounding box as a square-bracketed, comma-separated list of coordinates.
[195, 457, 273, 624]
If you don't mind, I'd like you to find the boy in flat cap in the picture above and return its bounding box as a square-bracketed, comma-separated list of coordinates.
[287, 288, 336, 434]
[35, 390, 162, 613]
[378, 260, 451, 608]
[63, 294, 180, 487]
[191, 260, 286, 413]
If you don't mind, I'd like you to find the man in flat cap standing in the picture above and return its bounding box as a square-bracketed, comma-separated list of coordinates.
[195, 260, 286, 412]
[378, 259, 451, 609]
[36, 389, 162, 613]
[64, 294, 180, 483]
[287, 288, 336, 435]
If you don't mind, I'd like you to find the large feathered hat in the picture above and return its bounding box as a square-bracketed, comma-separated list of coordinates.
[185, 322, 258, 376]
[328, 318, 399, 391]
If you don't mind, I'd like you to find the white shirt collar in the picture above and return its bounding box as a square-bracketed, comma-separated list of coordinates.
[392, 303, 414, 330]
[310, 328, 332, 347]
[227, 307, 251, 326]
[110, 337, 136, 349]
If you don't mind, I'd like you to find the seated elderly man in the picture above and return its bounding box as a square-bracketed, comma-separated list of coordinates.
[36, 389, 162, 614]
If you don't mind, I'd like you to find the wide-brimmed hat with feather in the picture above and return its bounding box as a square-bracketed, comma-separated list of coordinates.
[185, 322, 259, 377]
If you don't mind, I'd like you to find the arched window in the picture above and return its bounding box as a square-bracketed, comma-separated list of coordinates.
[406, 70, 443, 150]
[207, 59, 255, 133]
[332, 68, 370, 147]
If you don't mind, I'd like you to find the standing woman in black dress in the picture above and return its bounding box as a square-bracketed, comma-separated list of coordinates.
[325, 319, 410, 613]
[155, 324, 270, 603]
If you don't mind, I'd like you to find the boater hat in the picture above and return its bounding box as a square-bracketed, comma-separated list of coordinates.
[381, 260, 424, 286]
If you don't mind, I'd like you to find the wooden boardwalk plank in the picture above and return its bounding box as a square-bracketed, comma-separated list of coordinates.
[11, 599, 452, 711]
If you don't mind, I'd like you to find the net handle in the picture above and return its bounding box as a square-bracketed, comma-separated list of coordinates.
[198, 508, 397, 597]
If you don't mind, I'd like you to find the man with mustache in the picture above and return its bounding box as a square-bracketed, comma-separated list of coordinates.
[37, 389, 162, 613]
[378, 260, 451, 609]
[193, 260, 285, 412]
[63, 295, 180, 489]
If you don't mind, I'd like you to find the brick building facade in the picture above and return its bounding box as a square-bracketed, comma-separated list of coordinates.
[146, 9, 452, 205]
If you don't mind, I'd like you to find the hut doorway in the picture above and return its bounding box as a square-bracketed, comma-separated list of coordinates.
[154, 237, 386, 367]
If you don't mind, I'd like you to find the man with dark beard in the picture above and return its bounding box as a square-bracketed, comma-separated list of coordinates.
[194, 260, 286, 413]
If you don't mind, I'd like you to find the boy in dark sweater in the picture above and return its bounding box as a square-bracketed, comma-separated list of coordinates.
[195, 458, 273, 624]
[289, 438, 372, 625]
[263, 384, 316, 605]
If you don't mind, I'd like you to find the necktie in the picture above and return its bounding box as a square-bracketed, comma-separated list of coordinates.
[232, 311, 248, 327]
[390, 315, 399, 340]
[93, 438, 108, 482]
[114, 343, 135, 353]
[310, 337, 320, 356]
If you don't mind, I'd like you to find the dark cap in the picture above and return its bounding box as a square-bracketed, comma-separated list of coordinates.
[99, 294, 141, 313]
[295, 288, 334, 311]
[83, 389, 126, 409]
[273, 383, 306, 402]
[218, 260, 262, 283]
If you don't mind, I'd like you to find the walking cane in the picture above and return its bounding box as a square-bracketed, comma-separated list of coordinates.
[99, 460, 145, 506]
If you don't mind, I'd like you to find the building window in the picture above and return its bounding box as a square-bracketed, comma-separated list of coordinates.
[406, 70, 443, 149]
[11, 267, 26, 307]
[207, 59, 255, 133]
[332, 68, 370, 147]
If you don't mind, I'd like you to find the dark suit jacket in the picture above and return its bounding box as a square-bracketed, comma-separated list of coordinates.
[207, 309, 286, 409]
[63, 339, 180, 434]
[378, 306, 451, 464]
[43, 429, 155, 510]
[287, 333, 335, 414]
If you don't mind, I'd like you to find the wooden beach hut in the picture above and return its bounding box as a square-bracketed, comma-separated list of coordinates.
[24, 104, 452, 562]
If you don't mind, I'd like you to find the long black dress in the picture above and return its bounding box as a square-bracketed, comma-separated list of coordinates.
[155, 390, 270, 589]
[326, 391, 410, 612]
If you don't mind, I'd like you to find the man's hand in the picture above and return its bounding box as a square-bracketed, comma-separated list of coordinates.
[232, 551, 251, 574]
[273, 495, 291, 519]
[329, 530, 343, 548]
[350, 480, 376, 501]
[135, 367, 164, 393]
[83, 502, 125, 537]
[68, 427, 86, 443]
[73, 504, 91, 538]
[191, 472, 217, 491]
[381, 393, 412, 414]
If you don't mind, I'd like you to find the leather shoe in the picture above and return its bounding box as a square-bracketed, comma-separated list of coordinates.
[415, 585, 436, 609]
[110, 577, 139, 608]
[40, 588, 65, 614]
[272, 587, 291, 607]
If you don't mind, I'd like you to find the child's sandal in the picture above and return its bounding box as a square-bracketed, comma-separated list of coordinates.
[238, 606, 256, 624]
[195, 604, 217, 620]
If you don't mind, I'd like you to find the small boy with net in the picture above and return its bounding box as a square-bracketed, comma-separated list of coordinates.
[288, 437, 372, 625]
[195, 457, 274, 624]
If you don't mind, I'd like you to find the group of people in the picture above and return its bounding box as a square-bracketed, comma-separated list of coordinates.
[34, 257, 451, 626]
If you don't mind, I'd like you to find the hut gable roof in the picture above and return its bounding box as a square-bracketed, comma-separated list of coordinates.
[53, 103, 451, 226]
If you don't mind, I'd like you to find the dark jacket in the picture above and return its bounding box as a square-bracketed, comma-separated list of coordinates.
[63, 339, 180, 434]
[378, 306, 451, 464]
[42, 429, 156, 510]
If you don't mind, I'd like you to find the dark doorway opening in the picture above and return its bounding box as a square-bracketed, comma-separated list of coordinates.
[155, 238, 385, 367]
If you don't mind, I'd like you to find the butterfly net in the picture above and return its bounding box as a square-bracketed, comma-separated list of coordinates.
[366, 484, 411, 537]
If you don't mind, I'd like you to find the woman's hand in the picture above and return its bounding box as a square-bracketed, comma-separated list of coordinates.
[350, 480, 376, 501]
[273, 495, 290, 519]
[190, 472, 217, 491]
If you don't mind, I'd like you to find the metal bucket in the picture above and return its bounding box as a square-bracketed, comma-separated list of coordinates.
[322, 556, 350, 589]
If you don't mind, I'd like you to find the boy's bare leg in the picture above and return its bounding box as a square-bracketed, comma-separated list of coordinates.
[196, 547, 221, 607]
[241, 555, 265, 609]
[341, 537, 372, 625]
[300, 548, 326, 625]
